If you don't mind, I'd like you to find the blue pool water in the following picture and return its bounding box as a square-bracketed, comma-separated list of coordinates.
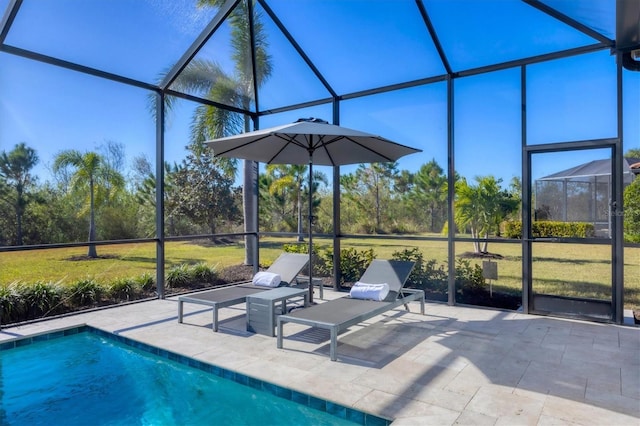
[1, 328, 386, 426]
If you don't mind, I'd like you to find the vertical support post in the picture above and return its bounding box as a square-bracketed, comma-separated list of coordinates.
[613, 53, 624, 324]
[308, 151, 314, 304]
[332, 101, 341, 290]
[332, 165, 341, 291]
[155, 91, 165, 299]
[250, 158, 259, 275]
[244, 116, 259, 275]
[446, 75, 456, 306]
[521, 65, 531, 314]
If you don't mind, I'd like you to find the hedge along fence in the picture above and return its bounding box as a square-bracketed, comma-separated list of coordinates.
[0, 249, 500, 326]
[0, 263, 219, 326]
[504, 220, 596, 239]
[283, 244, 489, 302]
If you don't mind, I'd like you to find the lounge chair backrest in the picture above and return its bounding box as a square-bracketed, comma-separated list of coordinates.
[357, 259, 415, 302]
[266, 253, 309, 285]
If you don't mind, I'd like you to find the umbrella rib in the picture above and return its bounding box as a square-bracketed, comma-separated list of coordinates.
[214, 134, 273, 157]
[263, 134, 293, 163]
[265, 133, 313, 163]
[315, 134, 338, 166]
[327, 136, 397, 162]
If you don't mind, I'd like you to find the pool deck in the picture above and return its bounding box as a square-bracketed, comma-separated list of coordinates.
[1, 289, 638, 425]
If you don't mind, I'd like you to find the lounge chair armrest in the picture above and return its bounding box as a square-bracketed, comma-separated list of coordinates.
[400, 288, 424, 295]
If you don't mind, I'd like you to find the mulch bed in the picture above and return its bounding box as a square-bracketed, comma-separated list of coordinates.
[458, 251, 504, 260]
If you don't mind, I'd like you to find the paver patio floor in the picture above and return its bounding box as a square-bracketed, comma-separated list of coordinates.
[1, 289, 638, 425]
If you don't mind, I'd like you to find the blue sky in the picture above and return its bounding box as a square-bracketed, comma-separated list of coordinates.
[0, 0, 638, 188]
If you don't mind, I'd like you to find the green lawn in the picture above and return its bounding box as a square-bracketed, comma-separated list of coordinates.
[317, 236, 639, 309]
[1, 236, 638, 309]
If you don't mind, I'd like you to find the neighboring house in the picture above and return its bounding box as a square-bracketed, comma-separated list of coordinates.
[535, 158, 640, 237]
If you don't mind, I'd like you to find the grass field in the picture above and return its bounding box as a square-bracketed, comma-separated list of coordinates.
[0, 236, 638, 309]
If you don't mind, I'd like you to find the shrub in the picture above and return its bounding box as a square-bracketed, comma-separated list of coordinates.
[18, 280, 64, 318]
[1, 281, 65, 323]
[0, 282, 24, 323]
[623, 177, 640, 242]
[165, 263, 218, 289]
[391, 248, 447, 293]
[454, 258, 486, 295]
[317, 247, 375, 284]
[166, 264, 191, 288]
[504, 220, 595, 238]
[135, 273, 156, 292]
[67, 278, 103, 307]
[283, 243, 327, 276]
[109, 277, 139, 301]
[191, 262, 217, 284]
[504, 221, 521, 238]
[341, 247, 375, 284]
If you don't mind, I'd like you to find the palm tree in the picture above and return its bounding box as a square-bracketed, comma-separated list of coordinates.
[454, 178, 486, 253]
[265, 164, 308, 241]
[0, 142, 39, 245]
[53, 150, 125, 258]
[455, 175, 517, 253]
[265, 164, 328, 241]
[135, 161, 183, 237]
[164, 1, 272, 266]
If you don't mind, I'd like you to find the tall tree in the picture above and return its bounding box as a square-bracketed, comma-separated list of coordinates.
[135, 161, 183, 237]
[172, 141, 240, 237]
[164, 1, 273, 266]
[53, 150, 125, 257]
[258, 172, 283, 230]
[505, 176, 523, 221]
[353, 162, 399, 232]
[411, 159, 448, 232]
[0, 143, 39, 245]
[624, 148, 640, 159]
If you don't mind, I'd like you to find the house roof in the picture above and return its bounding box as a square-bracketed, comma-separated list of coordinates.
[538, 158, 640, 181]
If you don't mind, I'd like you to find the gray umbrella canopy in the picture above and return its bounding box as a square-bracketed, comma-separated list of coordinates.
[205, 118, 422, 166]
[205, 118, 422, 302]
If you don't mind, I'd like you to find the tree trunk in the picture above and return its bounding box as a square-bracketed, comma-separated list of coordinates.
[297, 188, 304, 242]
[243, 160, 257, 266]
[429, 204, 435, 233]
[210, 220, 217, 243]
[15, 185, 24, 245]
[88, 178, 98, 258]
[471, 227, 480, 253]
[15, 206, 23, 246]
[375, 183, 381, 231]
[481, 231, 489, 253]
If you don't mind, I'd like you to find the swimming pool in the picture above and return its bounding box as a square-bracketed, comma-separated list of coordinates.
[0, 326, 389, 425]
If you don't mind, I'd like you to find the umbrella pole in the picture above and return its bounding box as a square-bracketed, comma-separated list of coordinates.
[308, 154, 314, 304]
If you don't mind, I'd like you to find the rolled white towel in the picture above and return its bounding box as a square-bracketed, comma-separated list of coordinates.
[252, 271, 282, 287]
[349, 282, 389, 301]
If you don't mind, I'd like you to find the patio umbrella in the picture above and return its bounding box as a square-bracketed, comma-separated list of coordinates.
[205, 118, 422, 303]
